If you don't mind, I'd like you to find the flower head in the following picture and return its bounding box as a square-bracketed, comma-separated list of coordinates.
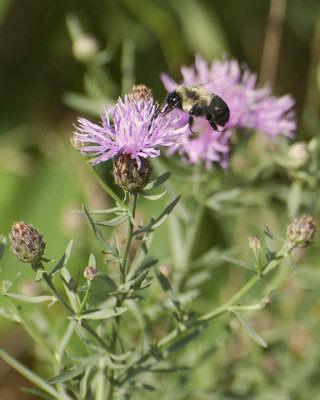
[10, 222, 45, 263]
[72, 87, 187, 169]
[161, 54, 296, 168]
[84, 265, 98, 281]
[286, 215, 316, 248]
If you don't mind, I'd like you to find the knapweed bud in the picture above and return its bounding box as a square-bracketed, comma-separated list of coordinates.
[249, 236, 262, 251]
[84, 265, 97, 281]
[113, 152, 152, 192]
[286, 215, 316, 248]
[9, 222, 45, 263]
[128, 84, 153, 104]
[288, 142, 310, 169]
[72, 33, 99, 62]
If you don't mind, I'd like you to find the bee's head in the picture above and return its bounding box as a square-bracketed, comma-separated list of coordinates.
[162, 90, 182, 115]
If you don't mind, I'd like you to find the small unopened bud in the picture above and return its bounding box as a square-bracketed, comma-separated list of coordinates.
[84, 266, 97, 281]
[249, 236, 262, 251]
[113, 152, 152, 192]
[10, 222, 45, 263]
[72, 34, 99, 62]
[286, 215, 316, 248]
[264, 297, 272, 306]
[128, 84, 153, 104]
[288, 142, 310, 169]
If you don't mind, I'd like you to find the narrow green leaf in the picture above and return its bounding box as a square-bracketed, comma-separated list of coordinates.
[109, 351, 133, 361]
[47, 364, 85, 384]
[4, 292, 56, 304]
[231, 309, 268, 348]
[222, 256, 256, 272]
[83, 205, 118, 256]
[131, 269, 149, 290]
[128, 258, 157, 281]
[128, 230, 154, 277]
[60, 267, 80, 312]
[0, 348, 63, 399]
[105, 355, 126, 370]
[288, 254, 298, 274]
[264, 225, 276, 258]
[64, 353, 102, 363]
[134, 196, 180, 235]
[152, 195, 181, 229]
[74, 207, 123, 214]
[165, 329, 201, 356]
[141, 190, 167, 200]
[75, 307, 127, 320]
[80, 365, 92, 399]
[21, 388, 56, 400]
[155, 269, 172, 293]
[0, 307, 19, 322]
[49, 240, 73, 277]
[143, 172, 171, 190]
[96, 214, 128, 226]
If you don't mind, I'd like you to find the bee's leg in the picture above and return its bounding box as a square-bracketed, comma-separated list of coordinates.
[206, 113, 219, 132]
[188, 115, 197, 134]
[189, 105, 204, 133]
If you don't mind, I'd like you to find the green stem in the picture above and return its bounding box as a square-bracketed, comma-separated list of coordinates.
[106, 193, 137, 397]
[159, 242, 292, 348]
[77, 284, 92, 316]
[120, 192, 137, 282]
[89, 164, 125, 206]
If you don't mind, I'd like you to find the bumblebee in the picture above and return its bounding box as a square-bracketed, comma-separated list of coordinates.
[158, 85, 230, 133]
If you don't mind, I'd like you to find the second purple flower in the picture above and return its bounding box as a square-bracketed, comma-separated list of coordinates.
[161, 54, 297, 168]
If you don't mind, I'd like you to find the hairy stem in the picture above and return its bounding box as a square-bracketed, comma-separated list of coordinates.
[107, 192, 137, 398]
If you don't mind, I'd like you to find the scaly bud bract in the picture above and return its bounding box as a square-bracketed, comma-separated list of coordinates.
[9, 222, 46, 263]
[113, 152, 152, 192]
[286, 215, 316, 248]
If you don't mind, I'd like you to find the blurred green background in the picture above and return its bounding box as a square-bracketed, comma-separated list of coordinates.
[1, 0, 320, 399]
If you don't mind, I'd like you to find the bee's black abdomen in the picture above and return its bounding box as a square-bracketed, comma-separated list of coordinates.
[210, 95, 230, 127]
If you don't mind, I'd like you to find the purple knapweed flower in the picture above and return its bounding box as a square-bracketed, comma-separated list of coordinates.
[161, 54, 296, 168]
[72, 90, 187, 169]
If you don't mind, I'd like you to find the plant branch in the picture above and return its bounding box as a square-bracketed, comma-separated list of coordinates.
[39, 266, 111, 352]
